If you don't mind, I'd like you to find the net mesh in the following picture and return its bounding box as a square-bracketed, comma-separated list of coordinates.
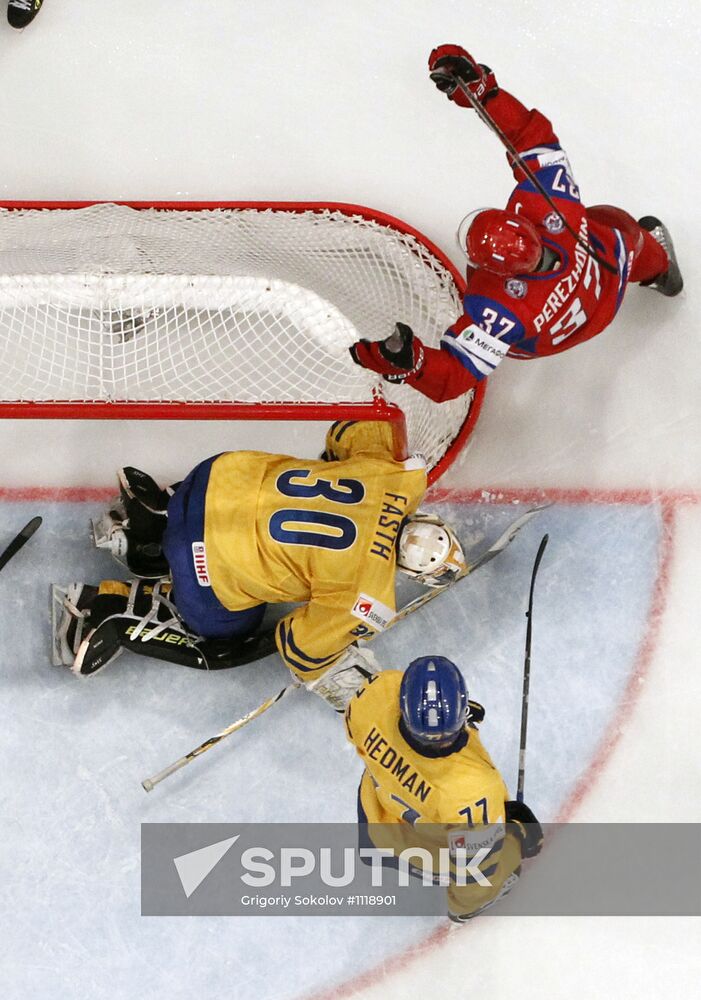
[0, 203, 472, 473]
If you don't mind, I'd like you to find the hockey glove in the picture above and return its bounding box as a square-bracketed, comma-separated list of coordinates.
[505, 800, 543, 859]
[349, 322, 424, 383]
[467, 699, 485, 728]
[428, 44, 498, 108]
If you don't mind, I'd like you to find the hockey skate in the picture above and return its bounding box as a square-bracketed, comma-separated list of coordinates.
[7, 0, 43, 29]
[639, 216, 683, 297]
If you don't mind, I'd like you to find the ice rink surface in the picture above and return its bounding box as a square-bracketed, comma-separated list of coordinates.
[0, 2, 699, 999]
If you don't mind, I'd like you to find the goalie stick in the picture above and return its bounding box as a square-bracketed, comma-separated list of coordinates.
[141, 502, 550, 792]
[0, 516, 42, 573]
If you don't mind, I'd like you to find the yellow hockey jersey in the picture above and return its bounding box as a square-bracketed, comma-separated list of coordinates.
[202, 421, 427, 679]
[345, 670, 523, 918]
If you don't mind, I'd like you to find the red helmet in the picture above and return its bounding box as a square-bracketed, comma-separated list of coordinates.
[465, 209, 542, 276]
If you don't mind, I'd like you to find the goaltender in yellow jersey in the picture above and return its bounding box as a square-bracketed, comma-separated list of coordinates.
[199, 420, 427, 681]
[53, 422, 467, 710]
[345, 661, 543, 920]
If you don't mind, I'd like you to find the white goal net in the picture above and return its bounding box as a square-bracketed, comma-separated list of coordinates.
[0, 202, 481, 479]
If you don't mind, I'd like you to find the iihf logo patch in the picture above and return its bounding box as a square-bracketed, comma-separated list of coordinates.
[191, 541, 211, 587]
[504, 278, 527, 299]
[543, 211, 564, 233]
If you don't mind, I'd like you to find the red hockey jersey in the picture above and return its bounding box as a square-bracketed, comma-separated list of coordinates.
[407, 91, 637, 403]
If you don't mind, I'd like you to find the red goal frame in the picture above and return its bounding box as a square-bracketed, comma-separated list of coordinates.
[0, 200, 485, 483]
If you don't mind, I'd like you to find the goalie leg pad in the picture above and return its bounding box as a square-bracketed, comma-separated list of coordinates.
[53, 579, 186, 675]
[54, 578, 275, 676]
[51, 582, 100, 668]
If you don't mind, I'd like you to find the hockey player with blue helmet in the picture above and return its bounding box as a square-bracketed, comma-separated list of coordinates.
[346, 655, 542, 920]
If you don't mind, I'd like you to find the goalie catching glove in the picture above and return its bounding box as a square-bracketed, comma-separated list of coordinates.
[349, 322, 425, 383]
[428, 44, 498, 108]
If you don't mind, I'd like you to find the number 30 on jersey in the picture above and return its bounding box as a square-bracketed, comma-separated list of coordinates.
[268, 468, 364, 550]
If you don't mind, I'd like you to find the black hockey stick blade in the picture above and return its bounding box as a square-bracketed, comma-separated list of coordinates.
[517, 532, 549, 802]
[527, 534, 550, 615]
[0, 515, 42, 572]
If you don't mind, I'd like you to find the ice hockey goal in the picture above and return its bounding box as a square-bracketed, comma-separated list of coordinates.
[0, 201, 484, 482]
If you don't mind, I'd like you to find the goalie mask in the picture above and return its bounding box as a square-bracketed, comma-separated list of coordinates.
[397, 512, 466, 588]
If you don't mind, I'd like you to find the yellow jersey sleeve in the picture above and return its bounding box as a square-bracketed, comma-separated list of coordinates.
[277, 561, 398, 679]
[323, 420, 398, 463]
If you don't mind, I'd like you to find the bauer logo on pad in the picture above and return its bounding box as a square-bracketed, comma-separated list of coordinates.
[191, 542, 211, 587]
[351, 593, 394, 632]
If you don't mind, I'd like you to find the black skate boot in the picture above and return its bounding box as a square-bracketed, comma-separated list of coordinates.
[638, 216, 683, 297]
[7, 0, 44, 29]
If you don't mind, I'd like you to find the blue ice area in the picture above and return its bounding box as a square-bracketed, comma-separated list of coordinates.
[0, 499, 662, 1000]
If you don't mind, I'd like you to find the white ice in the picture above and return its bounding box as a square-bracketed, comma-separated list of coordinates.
[0, 3, 699, 1000]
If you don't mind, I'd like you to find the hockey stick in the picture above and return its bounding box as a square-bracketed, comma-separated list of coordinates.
[455, 81, 617, 276]
[0, 516, 42, 573]
[517, 533, 549, 802]
[141, 682, 298, 792]
[141, 502, 549, 792]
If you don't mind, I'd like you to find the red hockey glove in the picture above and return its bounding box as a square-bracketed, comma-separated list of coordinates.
[428, 44, 498, 108]
[349, 322, 424, 383]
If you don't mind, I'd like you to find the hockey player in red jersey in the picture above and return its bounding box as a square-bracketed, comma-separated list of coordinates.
[350, 45, 683, 404]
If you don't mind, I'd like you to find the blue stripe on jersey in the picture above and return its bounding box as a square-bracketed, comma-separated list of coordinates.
[440, 335, 489, 380]
[516, 163, 581, 203]
[441, 293, 525, 378]
[520, 141, 562, 163]
[277, 619, 343, 673]
[508, 335, 539, 358]
[613, 228, 630, 313]
[332, 420, 357, 443]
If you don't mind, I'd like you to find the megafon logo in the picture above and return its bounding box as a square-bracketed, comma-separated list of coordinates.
[351, 593, 394, 631]
[191, 541, 211, 587]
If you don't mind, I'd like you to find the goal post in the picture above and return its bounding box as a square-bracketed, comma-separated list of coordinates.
[0, 200, 485, 483]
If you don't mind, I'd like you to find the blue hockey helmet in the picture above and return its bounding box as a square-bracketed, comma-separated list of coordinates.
[400, 656, 468, 749]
